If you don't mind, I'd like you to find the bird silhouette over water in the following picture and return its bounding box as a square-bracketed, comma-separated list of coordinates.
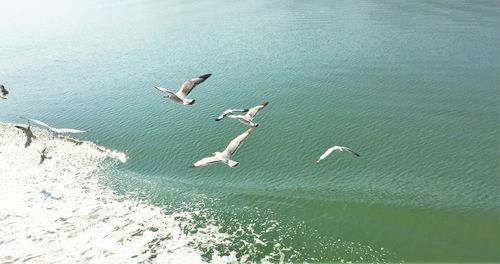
[216, 102, 269, 127]
[155, 73, 211, 105]
[0, 85, 8, 99]
[316, 145, 360, 163]
[190, 127, 256, 168]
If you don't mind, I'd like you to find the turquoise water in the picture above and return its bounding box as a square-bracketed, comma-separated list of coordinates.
[1, 0, 499, 262]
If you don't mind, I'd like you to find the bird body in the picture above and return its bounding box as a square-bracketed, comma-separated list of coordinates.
[316, 145, 360, 163]
[0, 85, 8, 99]
[38, 147, 52, 165]
[191, 127, 255, 168]
[227, 114, 257, 127]
[155, 73, 211, 105]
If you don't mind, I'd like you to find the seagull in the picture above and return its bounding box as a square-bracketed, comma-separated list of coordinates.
[155, 73, 211, 105]
[22, 117, 86, 138]
[316, 145, 360, 163]
[0, 85, 8, 99]
[14, 120, 37, 148]
[38, 147, 52, 165]
[217, 102, 268, 127]
[190, 127, 255, 168]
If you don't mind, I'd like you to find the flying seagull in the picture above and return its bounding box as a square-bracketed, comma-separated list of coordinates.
[316, 145, 360, 163]
[14, 120, 37, 148]
[190, 127, 255, 168]
[22, 117, 86, 138]
[216, 102, 268, 127]
[155, 73, 211, 105]
[0, 85, 8, 99]
[38, 147, 52, 165]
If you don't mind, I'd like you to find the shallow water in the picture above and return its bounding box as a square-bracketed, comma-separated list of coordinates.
[0, 0, 499, 262]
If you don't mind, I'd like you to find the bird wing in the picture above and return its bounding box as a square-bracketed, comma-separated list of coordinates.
[223, 127, 255, 156]
[177, 73, 211, 97]
[23, 117, 84, 134]
[155, 86, 175, 95]
[0, 85, 7, 95]
[245, 102, 269, 118]
[216, 108, 249, 121]
[317, 148, 335, 163]
[190, 156, 223, 168]
[27, 118, 54, 131]
[53, 128, 86, 134]
[14, 125, 28, 133]
[345, 147, 360, 157]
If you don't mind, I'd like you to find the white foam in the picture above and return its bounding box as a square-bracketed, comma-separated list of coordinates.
[0, 123, 216, 263]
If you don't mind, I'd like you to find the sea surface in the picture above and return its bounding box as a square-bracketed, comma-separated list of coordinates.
[0, 0, 498, 262]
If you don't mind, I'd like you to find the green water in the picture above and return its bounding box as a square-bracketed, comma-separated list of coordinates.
[1, 0, 498, 262]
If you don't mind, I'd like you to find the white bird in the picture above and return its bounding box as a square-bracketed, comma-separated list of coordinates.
[0, 85, 8, 99]
[22, 117, 86, 138]
[316, 145, 360, 163]
[190, 127, 255, 168]
[155, 73, 211, 105]
[217, 102, 268, 127]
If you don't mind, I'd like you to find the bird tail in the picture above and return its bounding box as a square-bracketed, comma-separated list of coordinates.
[183, 99, 195, 105]
[227, 160, 239, 168]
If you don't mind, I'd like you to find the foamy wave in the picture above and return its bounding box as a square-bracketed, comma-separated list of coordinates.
[0, 123, 235, 263]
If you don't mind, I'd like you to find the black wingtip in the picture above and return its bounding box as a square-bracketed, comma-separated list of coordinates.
[189, 99, 196, 105]
[199, 73, 212, 80]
